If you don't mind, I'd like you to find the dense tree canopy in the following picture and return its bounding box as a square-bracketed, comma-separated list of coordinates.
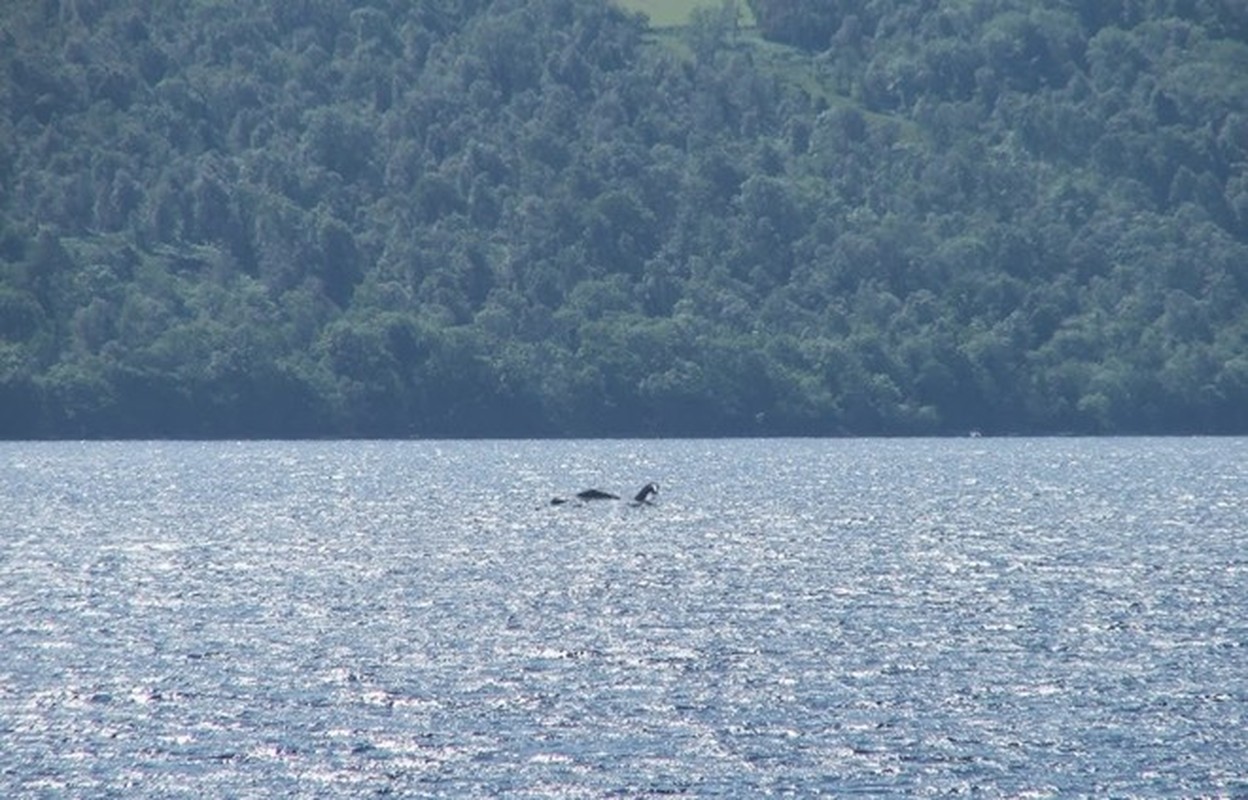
[1, 0, 1246, 437]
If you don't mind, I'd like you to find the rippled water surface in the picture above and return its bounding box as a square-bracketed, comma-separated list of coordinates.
[2, 438, 1246, 797]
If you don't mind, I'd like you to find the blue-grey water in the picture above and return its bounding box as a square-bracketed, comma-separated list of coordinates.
[1, 438, 1245, 797]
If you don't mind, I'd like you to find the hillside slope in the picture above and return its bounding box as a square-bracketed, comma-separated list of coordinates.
[1, 0, 1246, 436]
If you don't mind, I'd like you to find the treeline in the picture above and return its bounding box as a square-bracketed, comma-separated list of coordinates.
[1, 0, 1246, 437]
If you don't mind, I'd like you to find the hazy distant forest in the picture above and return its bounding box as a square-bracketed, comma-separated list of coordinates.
[3, 0, 1247, 437]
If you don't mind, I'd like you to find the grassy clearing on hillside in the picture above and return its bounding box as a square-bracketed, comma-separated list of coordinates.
[614, 0, 915, 142]
[613, 0, 754, 28]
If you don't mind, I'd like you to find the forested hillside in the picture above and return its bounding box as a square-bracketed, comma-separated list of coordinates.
[2, 0, 1246, 437]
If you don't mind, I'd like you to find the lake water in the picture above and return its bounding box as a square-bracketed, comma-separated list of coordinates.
[1, 438, 1245, 797]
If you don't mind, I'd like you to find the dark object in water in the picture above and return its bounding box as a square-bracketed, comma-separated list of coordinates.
[632, 482, 659, 504]
[549, 483, 658, 506]
[576, 488, 619, 501]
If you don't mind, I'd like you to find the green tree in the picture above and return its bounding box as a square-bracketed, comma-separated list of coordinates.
[746, 0, 842, 51]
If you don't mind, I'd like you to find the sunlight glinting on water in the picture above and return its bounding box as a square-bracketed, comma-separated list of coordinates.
[1, 438, 1245, 796]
